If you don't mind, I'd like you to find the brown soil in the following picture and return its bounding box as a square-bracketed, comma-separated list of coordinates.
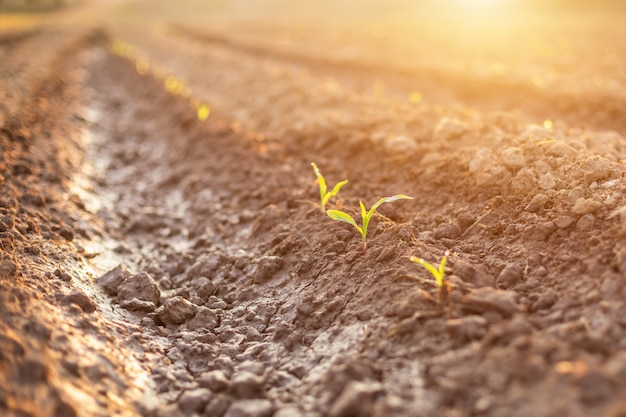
[2, 2, 626, 417]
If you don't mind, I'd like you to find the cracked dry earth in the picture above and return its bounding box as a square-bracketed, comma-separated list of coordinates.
[3, 5, 626, 417]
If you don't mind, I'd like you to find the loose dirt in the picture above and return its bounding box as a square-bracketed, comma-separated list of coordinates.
[2, 2, 626, 417]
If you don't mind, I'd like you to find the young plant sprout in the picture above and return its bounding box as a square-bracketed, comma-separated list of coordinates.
[410, 251, 450, 301]
[311, 162, 348, 211]
[327, 195, 413, 254]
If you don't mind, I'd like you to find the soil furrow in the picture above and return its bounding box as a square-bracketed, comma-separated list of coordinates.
[4, 3, 626, 417]
[0, 28, 160, 417]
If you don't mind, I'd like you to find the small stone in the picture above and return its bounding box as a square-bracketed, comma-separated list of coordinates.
[433, 224, 461, 239]
[53, 268, 72, 282]
[213, 356, 236, 379]
[119, 298, 156, 312]
[245, 327, 262, 342]
[198, 370, 230, 392]
[384, 135, 418, 155]
[117, 271, 160, 305]
[531, 288, 558, 312]
[536, 221, 556, 238]
[511, 169, 537, 195]
[476, 164, 511, 187]
[460, 287, 520, 317]
[538, 173, 556, 190]
[187, 307, 219, 331]
[546, 141, 578, 158]
[328, 381, 385, 417]
[159, 296, 197, 325]
[469, 148, 491, 173]
[223, 399, 273, 417]
[229, 371, 266, 399]
[190, 276, 211, 289]
[445, 316, 487, 341]
[501, 147, 526, 171]
[179, 388, 214, 414]
[203, 394, 232, 417]
[434, 118, 468, 141]
[497, 264, 524, 288]
[57, 226, 75, 241]
[572, 198, 602, 215]
[197, 281, 217, 299]
[252, 256, 283, 284]
[97, 265, 132, 296]
[525, 193, 550, 213]
[581, 156, 614, 183]
[554, 215, 575, 229]
[567, 186, 585, 204]
[577, 214, 595, 230]
[62, 290, 96, 313]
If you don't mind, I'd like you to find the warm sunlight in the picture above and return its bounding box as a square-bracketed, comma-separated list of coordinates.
[443, 0, 518, 17]
[456, 0, 504, 10]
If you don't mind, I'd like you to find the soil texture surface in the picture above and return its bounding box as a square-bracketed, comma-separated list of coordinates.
[2, 1, 626, 416]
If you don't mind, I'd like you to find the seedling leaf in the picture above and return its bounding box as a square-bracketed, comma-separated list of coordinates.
[327, 210, 363, 234]
[311, 162, 327, 198]
[323, 180, 349, 208]
[370, 194, 413, 213]
[327, 194, 412, 253]
[410, 251, 449, 288]
[311, 162, 348, 211]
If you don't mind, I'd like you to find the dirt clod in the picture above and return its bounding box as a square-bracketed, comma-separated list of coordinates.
[4, 5, 626, 417]
[158, 296, 197, 325]
[98, 265, 133, 296]
[461, 288, 520, 317]
[118, 271, 160, 306]
[62, 290, 96, 313]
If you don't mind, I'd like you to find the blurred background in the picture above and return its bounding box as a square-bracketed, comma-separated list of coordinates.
[2, 0, 626, 17]
[2, 0, 623, 133]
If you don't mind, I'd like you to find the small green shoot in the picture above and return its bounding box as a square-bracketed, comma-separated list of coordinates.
[311, 162, 348, 211]
[410, 251, 450, 302]
[327, 195, 413, 253]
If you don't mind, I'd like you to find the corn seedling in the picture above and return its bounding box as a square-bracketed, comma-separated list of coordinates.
[311, 162, 348, 211]
[327, 195, 413, 253]
[410, 251, 450, 302]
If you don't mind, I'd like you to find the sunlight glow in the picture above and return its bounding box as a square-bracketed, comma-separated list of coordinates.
[409, 91, 423, 104]
[135, 57, 150, 75]
[164, 76, 184, 94]
[197, 104, 210, 121]
[457, 0, 499, 8]
[372, 80, 385, 96]
[450, 0, 514, 14]
[543, 119, 554, 130]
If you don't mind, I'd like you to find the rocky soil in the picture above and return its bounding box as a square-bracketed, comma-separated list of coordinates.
[2, 2, 626, 416]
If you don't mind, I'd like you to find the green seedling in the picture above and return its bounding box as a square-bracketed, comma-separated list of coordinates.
[311, 162, 348, 211]
[410, 251, 450, 302]
[327, 195, 413, 254]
